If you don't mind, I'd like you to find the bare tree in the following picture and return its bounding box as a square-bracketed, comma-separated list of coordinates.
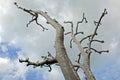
[14, 2, 109, 80]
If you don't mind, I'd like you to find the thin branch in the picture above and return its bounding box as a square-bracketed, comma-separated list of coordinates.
[74, 32, 84, 36]
[64, 32, 72, 35]
[48, 64, 52, 72]
[83, 47, 109, 54]
[94, 21, 101, 26]
[14, 2, 48, 31]
[64, 21, 74, 34]
[75, 53, 82, 71]
[80, 35, 91, 43]
[87, 9, 108, 54]
[91, 40, 104, 43]
[64, 21, 74, 48]
[64, 21, 86, 57]
[91, 9, 108, 39]
[76, 13, 88, 33]
[14, 2, 35, 16]
[48, 51, 55, 59]
[75, 53, 81, 64]
[70, 39, 73, 48]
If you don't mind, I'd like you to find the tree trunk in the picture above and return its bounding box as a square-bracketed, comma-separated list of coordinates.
[55, 27, 80, 80]
[83, 54, 95, 80]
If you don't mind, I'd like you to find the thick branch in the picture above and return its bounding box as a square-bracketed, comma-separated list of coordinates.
[14, 2, 62, 30]
[19, 58, 57, 71]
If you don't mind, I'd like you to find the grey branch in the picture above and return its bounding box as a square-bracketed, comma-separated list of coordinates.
[75, 53, 82, 71]
[91, 9, 107, 40]
[64, 21, 74, 34]
[87, 9, 108, 54]
[80, 35, 91, 43]
[19, 57, 57, 72]
[83, 47, 109, 54]
[76, 13, 88, 33]
[74, 32, 84, 36]
[14, 2, 48, 31]
[91, 40, 104, 43]
[64, 32, 72, 35]
[48, 51, 55, 59]
[70, 39, 73, 48]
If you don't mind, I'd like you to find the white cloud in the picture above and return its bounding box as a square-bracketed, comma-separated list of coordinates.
[0, 57, 13, 75]
[109, 38, 118, 50]
[1, 45, 8, 52]
[0, 0, 13, 15]
[43, 67, 64, 80]
[0, 57, 10, 68]
[0, 56, 27, 80]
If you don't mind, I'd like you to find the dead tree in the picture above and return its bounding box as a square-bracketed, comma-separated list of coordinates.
[14, 2, 108, 80]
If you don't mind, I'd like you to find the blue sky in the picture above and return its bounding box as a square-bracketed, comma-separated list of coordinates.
[0, 0, 120, 80]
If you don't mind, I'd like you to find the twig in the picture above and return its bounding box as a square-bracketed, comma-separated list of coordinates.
[64, 32, 72, 35]
[80, 35, 91, 43]
[64, 21, 74, 34]
[74, 32, 84, 36]
[70, 39, 73, 48]
[83, 47, 109, 54]
[91, 9, 108, 39]
[48, 51, 55, 59]
[91, 40, 104, 43]
[76, 13, 88, 33]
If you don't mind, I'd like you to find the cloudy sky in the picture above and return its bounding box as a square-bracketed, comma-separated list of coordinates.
[0, 0, 120, 80]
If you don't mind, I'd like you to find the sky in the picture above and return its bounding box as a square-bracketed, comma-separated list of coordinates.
[0, 0, 120, 80]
